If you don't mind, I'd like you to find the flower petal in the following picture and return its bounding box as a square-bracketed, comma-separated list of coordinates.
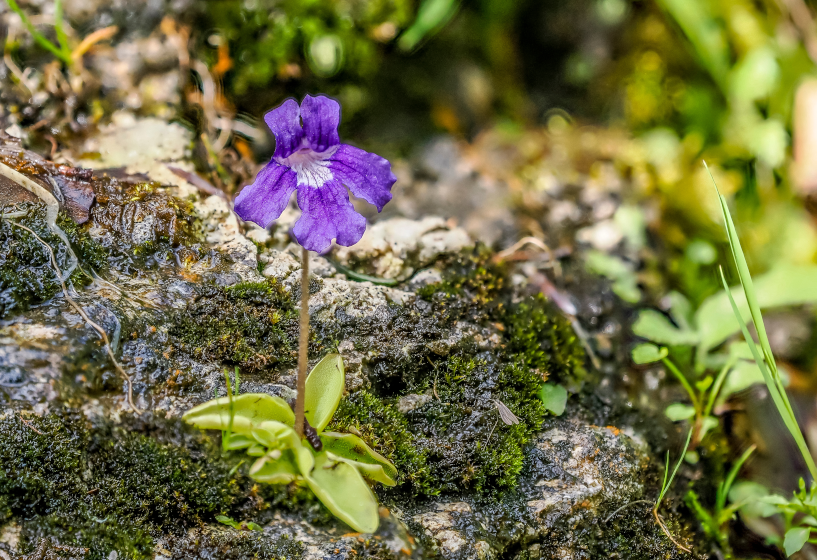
[328, 144, 396, 212]
[291, 180, 366, 253]
[234, 161, 297, 228]
[264, 98, 305, 159]
[300, 95, 341, 153]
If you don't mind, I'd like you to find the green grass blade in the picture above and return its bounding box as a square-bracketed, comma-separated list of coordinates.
[53, 0, 71, 56]
[6, 0, 73, 65]
[709, 165, 817, 480]
[716, 444, 756, 513]
[656, 428, 693, 509]
[707, 162, 776, 379]
[719, 268, 813, 474]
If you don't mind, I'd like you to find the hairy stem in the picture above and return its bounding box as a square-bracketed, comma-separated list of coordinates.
[295, 248, 310, 437]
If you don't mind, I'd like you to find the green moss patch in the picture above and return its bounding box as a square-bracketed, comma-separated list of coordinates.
[504, 295, 587, 389]
[0, 411, 300, 560]
[168, 281, 301, 373]
[327, 248, 587, 497]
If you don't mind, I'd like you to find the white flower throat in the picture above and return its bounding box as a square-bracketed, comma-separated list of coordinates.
[280, 145, 337, 188]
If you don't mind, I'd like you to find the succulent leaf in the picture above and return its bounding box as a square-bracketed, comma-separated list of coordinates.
[305, 451, 380, 533]
[182, 393, 295, 431]
[304, 354, 345, 432]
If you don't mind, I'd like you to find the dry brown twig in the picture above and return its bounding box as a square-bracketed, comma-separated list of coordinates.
[17, 414, 44, 434]
[653, 508, 691, 553]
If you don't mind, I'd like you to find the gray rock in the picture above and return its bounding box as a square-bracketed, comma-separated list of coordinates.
[406, 413, 654, 560]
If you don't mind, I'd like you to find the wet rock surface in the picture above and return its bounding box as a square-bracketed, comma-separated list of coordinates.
[0, 117, 702, 559]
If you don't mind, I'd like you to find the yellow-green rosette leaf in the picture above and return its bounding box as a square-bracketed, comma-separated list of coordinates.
[305, 451, 380, 534]
[304, 354, 345, 432]
[250, 421, 294, 448]
[247, 444, 267, 457]
[251, 421, 315, 475]
[182, 393, 295, 433]
[321, 432, 397, 485]
[223, 434, 256, 451]
[250, 451, 301, 485]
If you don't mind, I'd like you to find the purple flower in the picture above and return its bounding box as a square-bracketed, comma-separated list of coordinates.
[234, 94, 396, 254]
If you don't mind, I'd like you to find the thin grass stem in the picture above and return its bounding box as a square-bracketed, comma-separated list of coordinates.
[704, 356, 735, 418]
[661, 357, 699, 410]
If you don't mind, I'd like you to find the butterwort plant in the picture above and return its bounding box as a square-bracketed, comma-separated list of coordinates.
[185, 95, 398, 533]
[184, 355, 397, 533]
[235, 94, 396, 445]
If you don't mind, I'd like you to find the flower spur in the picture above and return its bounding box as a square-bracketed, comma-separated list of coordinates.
[234, 94, 396, 253]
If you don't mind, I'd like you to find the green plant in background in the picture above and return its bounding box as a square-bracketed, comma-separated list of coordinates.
[184, 354, 397, 534]
[709, 167, 817, 556]
[631, 341, 730, 453]
[195, 0, 413, 101]
[685, 445, 756, 558]
[6, 0, 73, 65]
[632, 264, 817, 447]
[397, 0, 460, 52]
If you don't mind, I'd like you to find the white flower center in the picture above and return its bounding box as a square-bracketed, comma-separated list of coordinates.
[278, 145, 337, 188]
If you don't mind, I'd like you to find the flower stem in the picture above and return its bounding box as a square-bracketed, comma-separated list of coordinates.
[295, 247, 310, 437]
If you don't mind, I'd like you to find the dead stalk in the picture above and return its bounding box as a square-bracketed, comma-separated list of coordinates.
[653, 508, 691, 553]
[18, 414, 44, 434]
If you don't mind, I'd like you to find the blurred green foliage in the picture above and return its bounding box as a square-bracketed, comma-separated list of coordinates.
[194, 0, 413, 120]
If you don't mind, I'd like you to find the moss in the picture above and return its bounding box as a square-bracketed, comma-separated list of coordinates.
[168, 280, 303, 373]
[163, 528, 303, 560]
[321, 248, 586, 497]
[328, 390, 435, 495]
[504, 294, 587, 389]
[56, 213, 109, 272]
[0, 411, 299, 560]
[0, 205, 109, 318]
[416, 245, 507, 309]
[329, 356, 549, 496]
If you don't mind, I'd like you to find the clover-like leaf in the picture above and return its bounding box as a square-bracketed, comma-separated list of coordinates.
[784, 527, 811, 557]
[632, 309, 699, 347]
[539, 383, 567, 416]
[250, 451, 301, 485]
[304, 354, 345, 433]
[321, 431, 397, 485]
[665, 403, 695, 422]
[182, 393, 295, 433]
[631, 343, 668, 364]
[305, 451, 380, 534]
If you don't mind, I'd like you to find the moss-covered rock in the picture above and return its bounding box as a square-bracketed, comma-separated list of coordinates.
[0, 205, 108, 318]
[168, 281, 300, 374]
[0, 411, 308, 560]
